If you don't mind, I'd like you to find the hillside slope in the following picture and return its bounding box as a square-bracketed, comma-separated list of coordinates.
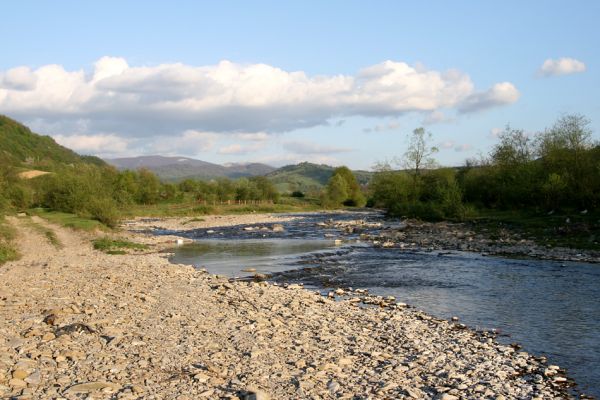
[0, 115, 105, 169]
[266, 162, 373, 193]
[107, 155, 275, 181]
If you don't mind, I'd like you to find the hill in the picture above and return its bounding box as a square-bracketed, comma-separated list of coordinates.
[106, 155, 275, 181]
[266, 162, 373, 193]
[0, 115, 106, 169]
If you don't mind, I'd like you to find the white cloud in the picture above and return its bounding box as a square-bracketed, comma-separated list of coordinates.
[145, 130, 217, 156]
[455, 143, 473, 152]
[438, 140, 455, 149]
[458, 82, 520, 113]
[423, 110, 454, 125]
[1, 66, 38, 90]
[233, 132, 270, 141]
[53, 133, 129, 155]
[539, 57, 586, 77]
[283, 141, 352, 154]
[217, 142, 265, 155]
[489, 127, 503, 139]
[0, 57, 519, 137]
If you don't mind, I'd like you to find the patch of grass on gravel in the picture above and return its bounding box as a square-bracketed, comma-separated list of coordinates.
[0, 219, 19, 264]
[24, 218, 62, 248]
[93, 237, 149, 255]
[29, 208, 108, 231]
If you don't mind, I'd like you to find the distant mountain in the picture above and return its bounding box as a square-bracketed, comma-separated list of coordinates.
[106, 155, 276, 181]
[266, 162, 373, 193]
[0, 115, 106, 169]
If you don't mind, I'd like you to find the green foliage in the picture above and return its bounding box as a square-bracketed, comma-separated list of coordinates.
[322, 166, 366, 208]
[267, 162, 372, 194]
[375, 115, 599, 222]
[0, 218, 19, 264]
[92, 237, 148, 254]
[0, 114, 106, 168]
[370, 167, 468, 220]
[29, 209, 109, 231]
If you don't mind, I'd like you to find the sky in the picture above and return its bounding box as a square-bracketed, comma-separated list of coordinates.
[1, 1, 598, 170]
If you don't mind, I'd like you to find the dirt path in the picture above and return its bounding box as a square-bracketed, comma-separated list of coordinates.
[0, 216, 571, 399]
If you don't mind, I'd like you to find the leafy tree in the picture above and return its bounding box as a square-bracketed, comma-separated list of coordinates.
[321, 166, 365, 207]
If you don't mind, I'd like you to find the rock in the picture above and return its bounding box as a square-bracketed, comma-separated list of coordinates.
[436, 394, 458, 400]
[12, 370, 29, 380]
[9, 378, 27, 388]
[64, 381, 120, 394]
[272, 224, 285, 232]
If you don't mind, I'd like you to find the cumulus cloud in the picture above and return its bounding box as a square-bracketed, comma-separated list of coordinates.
[458, 82, 520, 113]
[283, 141, 352, 154]
[0, 66, 38, 91]
[539, 57, 586, 77]
[217, 142, 266, 155]
[0, 57, 519, 138]
[53, 133, 129, 155]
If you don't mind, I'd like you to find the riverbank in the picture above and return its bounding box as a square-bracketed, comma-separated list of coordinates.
[0, 214, 574, 399]
[313, 217, 600, 263]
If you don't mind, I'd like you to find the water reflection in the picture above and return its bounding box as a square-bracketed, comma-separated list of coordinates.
[171, 239, 338, 277]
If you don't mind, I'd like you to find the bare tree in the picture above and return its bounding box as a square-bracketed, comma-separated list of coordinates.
[401, 127, 439, 177]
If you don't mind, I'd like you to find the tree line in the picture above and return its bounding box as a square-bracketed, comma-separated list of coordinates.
[368, 114, 599, 220]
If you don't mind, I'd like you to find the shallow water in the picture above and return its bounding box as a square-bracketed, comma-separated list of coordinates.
[167, 212, 600, 397]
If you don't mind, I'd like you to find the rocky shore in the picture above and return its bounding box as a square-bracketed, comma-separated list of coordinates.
[314, 217, 600, 264]
[0, 214, 576, 399]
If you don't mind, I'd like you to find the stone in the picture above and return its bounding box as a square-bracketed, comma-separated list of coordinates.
[12, 370, 29, 380]
[9, 378, 27, 388]
[64, 381, 120, 394]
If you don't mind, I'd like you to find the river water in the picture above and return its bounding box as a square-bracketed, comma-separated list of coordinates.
[165, 212, 600, 398]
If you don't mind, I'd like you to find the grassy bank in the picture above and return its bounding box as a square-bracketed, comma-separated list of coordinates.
[28, 208, 109, 231]
[120, 196, 322, 218]
[0, 217, 19, 264]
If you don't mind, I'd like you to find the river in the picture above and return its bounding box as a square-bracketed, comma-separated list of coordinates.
[165, 212, 600, 398]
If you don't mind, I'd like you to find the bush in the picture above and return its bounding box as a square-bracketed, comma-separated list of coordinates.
[86, 197, 121, 228]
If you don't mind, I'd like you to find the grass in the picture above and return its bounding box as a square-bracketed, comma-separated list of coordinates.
[93, 237, 149, 255]
[0, 217, 19, 264]
[121, 197, 322, 218]
[468, 208, 600, 250]
[29, 208, 108, 231]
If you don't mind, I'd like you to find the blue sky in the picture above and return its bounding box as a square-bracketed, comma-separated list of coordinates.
[1, 1, 598, 169]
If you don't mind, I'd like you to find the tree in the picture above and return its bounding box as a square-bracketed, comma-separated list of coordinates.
[491, 125, 533, 166]
[322, 166, 365, 207]
[325, 174, 349, 206]
[402, 127, 439, 177]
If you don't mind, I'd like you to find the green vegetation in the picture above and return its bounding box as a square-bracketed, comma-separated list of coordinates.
[470, 209, 600, 250]
[0, 115, 105, 169]
[29, 209, 107, 231]
[369, 114, 600, 249]
[321, 166, 366, 207]
[92, 237, 149, 255]
[0, 218, 19, 265]
[266, 162, 372, 194]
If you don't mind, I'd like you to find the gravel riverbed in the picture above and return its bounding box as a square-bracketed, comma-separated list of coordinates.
[0, 214, 575, 399]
